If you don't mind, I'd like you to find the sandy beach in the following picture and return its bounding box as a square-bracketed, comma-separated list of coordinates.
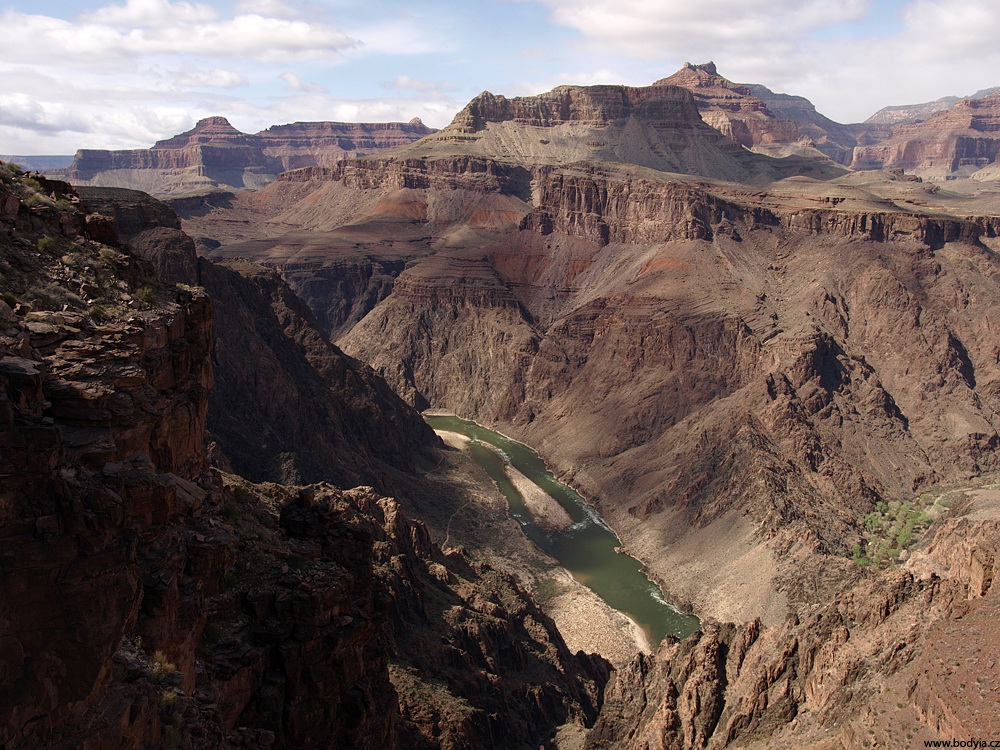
[507, 465, 574, 532]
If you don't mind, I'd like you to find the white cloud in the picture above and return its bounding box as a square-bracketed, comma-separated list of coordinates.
[345, 18, 454, 56]
[537, 0, 871, 60]
[381, 75, 455, 94]
[0, 8, 358, 66]
[175, 68, 248, 88]
[80, 0, 218, 26]
[234, 0, 301, 18]
[280, 72, 328, 93]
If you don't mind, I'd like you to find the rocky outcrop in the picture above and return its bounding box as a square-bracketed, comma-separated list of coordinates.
[585, 488, 1000, 749]
[0, 165, 216, 748]
[83, 186, 441, 492]
[367, 81, 846, 185]
[521, 167, 998, 248]
[65, 116, 436, 197]
[851, 92, 1000, 178]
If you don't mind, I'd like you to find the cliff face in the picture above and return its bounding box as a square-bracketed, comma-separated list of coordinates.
[585, 486, 1000, 749]
[65, 116, 436, 197]
[865, 85, 1000, 126]
[80, 185, 440, 491]
[324, 158, 1000, 633]
[0, 165, 608, 748]
[851, 92, 1000, 178]
[650, 62, 858, 164]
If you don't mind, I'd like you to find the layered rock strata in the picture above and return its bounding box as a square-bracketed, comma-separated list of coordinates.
[851, 92, 1000, 178]
[65, 116, 435, 197]
[654, 62, 856, 163]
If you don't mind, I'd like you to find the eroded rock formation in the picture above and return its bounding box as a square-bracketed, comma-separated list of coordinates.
[64, 116, 436, 197]
[0, 163, 608, 749]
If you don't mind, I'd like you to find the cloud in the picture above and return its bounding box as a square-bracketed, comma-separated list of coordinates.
[535, 0, 871, 60]
[280, 72, 328, 93]
[380, 75, 455, 94]
[175, 68, 248, 88]
[345, 18, 454, 56]
[233, 0, 301, 18]
[0, 6, 359, 66]
[512, 67, 642, 97]
[81, 0, 218, 26]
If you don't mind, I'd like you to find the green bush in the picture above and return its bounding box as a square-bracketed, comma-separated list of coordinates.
[134, 286, 157, 305]
[37, 236, 58, 252]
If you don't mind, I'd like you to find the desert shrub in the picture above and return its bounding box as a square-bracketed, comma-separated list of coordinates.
[87, 304, 108, 321]
[24, 281, 80, 311]
[134, 286, 156, 305]
[1, 291, 16, 308]
[99, 247, 122, 265]
[149, 650, 177, 683]
[37, 236, 57, 252]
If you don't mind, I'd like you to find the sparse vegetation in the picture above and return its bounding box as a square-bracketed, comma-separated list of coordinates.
[853, 498, 934, 569]
[134, 285, 157, 305]
[23, 280, 81, 311]
[149, 650, 177, 683]
[36, 236, 57, 252]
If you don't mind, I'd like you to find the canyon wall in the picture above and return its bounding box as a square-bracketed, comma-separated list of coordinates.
[0, 165, 608, 748]
[65, 116, 436, 197]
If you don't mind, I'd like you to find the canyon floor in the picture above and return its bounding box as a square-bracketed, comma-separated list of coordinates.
[427, 423, 654, 666]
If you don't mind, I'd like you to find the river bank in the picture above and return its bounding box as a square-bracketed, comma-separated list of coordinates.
[426, 412, 698, 655]
[430, 428, 653, 663]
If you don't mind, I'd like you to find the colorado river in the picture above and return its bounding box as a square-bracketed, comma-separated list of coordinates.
[424, 414, 699, 645]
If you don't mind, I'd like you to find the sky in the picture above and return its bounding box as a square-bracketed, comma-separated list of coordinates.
[2, 0, 999, 154]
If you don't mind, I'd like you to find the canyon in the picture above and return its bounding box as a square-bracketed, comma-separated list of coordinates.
[61, 116, 436, 197]
[3, 63, 1000, 749]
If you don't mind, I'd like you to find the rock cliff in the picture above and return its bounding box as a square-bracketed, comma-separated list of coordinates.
[851, 92, 1000, 178]
[0, 163, 608, 748]
[649, 63, 859, 164]
[865, 86, 1000, 126]
[585, 483, 1000, 749]
[64, 116, 435, 197]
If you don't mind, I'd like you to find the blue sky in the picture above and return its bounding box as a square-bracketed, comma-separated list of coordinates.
[1, 0, 998, 153]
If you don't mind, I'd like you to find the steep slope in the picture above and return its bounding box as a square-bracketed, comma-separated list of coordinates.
[78, 185, 439, 491]
[586, 479, 1000, 749]
[1, 164, 608, 749]
[65, 116, 435, 197]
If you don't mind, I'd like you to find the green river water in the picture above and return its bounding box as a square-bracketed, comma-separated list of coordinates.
[425, 414, 699, 646]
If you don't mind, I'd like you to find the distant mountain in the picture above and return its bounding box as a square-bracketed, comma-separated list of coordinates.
[852, 91, 1000, 178]
[379, 78, 844, 184]
[0, 155, 74, 171]
[865, 86, 1000, 125]
[63, 115, 436, 197]
[655, 62, 859, 164]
